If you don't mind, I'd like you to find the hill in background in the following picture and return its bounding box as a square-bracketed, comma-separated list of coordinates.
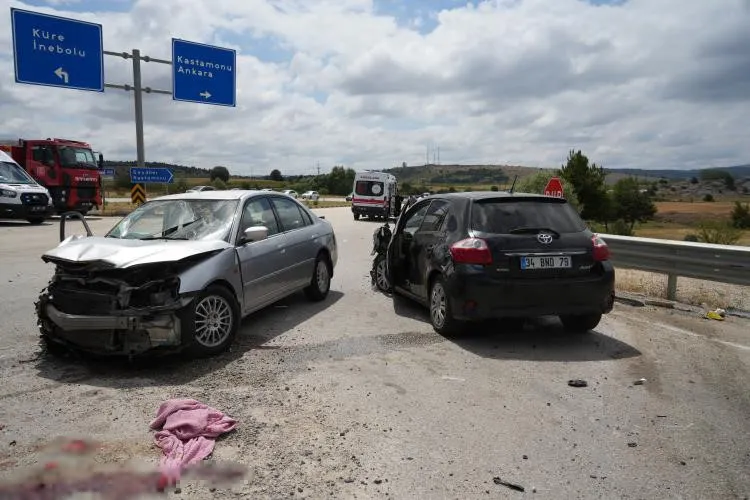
[103, 160, 750, 184]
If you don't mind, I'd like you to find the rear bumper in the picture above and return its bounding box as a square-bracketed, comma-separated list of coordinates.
[352, 204, 387, 216]
[0, 202, 53, 219]
[446, 262, 616, 320]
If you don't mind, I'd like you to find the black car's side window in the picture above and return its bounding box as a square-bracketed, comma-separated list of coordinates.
[271, 197, 307, 232]
[418, 200, 450, 233]
[239, 197, 280, 241]
[402, 202, 430, 235]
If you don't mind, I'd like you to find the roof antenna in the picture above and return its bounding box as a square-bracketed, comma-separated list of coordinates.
[508, 174, 518, 194]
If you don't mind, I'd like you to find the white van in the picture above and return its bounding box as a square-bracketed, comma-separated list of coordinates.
[351, 171, 398, 221]
[0, 150, 54, 224]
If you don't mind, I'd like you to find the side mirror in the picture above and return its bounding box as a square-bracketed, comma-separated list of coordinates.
[242, 225, 268, 244]
[98, 153, 104, 169]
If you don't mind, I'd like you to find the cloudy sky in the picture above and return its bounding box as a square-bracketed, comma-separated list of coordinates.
[1, 0, 749, 176]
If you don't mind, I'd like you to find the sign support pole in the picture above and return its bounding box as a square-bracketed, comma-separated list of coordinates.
[103, 49, 172, 203]
[132, 48, 145, 171]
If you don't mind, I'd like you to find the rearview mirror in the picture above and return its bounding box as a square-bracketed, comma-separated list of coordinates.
[242, 225, 268, 243]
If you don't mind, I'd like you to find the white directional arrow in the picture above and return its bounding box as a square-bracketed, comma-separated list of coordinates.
[199, 91, 211, 99]
[54, 67, 69, 84]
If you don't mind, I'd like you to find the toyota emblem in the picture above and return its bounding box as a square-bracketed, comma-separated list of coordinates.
[537, 233, 553, 244]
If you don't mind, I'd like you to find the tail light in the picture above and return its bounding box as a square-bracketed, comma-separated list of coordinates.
[592, 234, 610, 261]
[450, 237, 493, 265]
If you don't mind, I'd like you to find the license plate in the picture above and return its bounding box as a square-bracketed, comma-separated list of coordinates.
[30, 206, 46, 212]
[520, 255, 572, 270]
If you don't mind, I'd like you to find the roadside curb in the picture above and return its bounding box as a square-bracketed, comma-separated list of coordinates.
[615, 291, 750, 318]
[614, 291, 698, 312]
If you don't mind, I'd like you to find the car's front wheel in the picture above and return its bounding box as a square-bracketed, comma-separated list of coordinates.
[560, 313, 601, 333]
[304, 253, 332, 301]
[184, 285, 239, 357]
[27, 217, 45, 225]
[429, 276, 460, 335]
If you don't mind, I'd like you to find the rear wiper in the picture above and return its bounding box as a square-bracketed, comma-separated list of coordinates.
[509, 226, 560, 237]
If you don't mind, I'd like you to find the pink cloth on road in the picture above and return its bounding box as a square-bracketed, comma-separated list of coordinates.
[149, 398, 237, 480]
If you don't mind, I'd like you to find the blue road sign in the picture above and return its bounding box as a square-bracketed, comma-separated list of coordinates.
[10, 8, 104, 92]
[101, 168, 116, 177]
[172, 38, 236, 107]
[130, 167, 174, 184]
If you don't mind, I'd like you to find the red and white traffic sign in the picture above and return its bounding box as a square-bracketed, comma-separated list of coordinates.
[543, 177, 564, 198]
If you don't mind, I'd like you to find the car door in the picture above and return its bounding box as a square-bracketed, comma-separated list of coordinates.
[387, 200, 431, 294]
[234, 196, 288, 313]
[409, 199, 451, 299]
[269, 196, 318, 290]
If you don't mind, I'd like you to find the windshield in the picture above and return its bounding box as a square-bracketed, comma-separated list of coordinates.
[0, 161, 37, 185]
[471, 198, 587, 234]
[58, 146, 97, 168]
[355, 180, 384, 197]
[105, 199, 239, 241]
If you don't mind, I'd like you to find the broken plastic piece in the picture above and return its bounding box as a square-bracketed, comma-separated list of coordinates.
[568, 379, 588, 388]
[493, 477, 525, 492]
[704, 310, 725, 321]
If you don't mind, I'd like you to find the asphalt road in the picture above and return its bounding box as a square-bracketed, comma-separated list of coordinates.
[0, 209, 748, 499]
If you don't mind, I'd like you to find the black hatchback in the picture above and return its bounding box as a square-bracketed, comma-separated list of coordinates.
[385, 191, 615, 335]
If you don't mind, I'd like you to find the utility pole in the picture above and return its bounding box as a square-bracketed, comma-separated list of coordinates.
[437, 146, 440, 165]
[317, 162, 320, 176]
[103, 49, 172, 202]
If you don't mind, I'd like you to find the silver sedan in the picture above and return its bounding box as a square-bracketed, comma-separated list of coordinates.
[36, 190, 338, 357]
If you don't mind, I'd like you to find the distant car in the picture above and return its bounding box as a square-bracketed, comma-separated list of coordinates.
[36, 190, 338, 358]
[261, 188, 273, 192]
[345, 193, 353, 202]
[384, 191, 615, 335]
[301, 191, 319, 201]
[282, 190, 298, 198]
[187, 186, 216, 192]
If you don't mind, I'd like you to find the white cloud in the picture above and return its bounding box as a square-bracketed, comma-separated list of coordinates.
[1, 0, 749, 175]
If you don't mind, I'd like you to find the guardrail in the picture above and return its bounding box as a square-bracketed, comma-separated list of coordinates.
[600, 234, 750, 300]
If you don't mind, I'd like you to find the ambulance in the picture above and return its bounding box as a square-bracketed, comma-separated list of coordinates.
[351, 170, 398, 221]
[0, 149, 54, 224]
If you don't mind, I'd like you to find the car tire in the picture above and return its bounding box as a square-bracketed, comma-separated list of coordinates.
[560, 313, 602, 333]
[429, 275, 461, 336]
[372, 254, 390, 293]
[27, 217, 45, 224]
[183, 285, 240, 358]
[354, 213, 360, 220]
[304, 253, 332, 302]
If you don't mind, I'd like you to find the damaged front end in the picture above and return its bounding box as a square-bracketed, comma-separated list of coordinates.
[37, 259, 197, 357]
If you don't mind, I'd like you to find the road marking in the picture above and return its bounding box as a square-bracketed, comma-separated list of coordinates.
[644, 319, 750, 352]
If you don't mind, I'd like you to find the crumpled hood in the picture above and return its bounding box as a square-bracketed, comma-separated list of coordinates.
[42, 236, 232, 268]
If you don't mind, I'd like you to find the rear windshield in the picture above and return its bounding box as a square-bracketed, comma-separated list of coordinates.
[355, 180, 384, 196]
[471, 198, 586, 234]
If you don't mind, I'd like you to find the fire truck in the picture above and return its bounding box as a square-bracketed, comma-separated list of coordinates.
[0, 138, 104, 215]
